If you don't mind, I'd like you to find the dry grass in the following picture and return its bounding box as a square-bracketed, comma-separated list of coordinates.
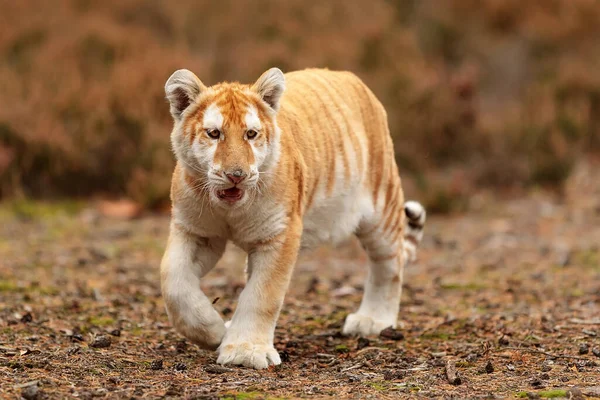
[1, 163, 599, 398]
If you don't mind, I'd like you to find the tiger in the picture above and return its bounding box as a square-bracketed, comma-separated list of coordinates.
[160, 67, 427, 369]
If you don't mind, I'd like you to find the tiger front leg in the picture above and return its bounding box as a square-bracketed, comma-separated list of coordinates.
[160, 224, 227, 349]
[217, 221, 301, 369]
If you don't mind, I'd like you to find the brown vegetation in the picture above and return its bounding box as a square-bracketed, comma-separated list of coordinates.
[0, 0, 599, 209]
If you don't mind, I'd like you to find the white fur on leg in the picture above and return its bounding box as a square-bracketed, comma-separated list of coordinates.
[343, 313, 395, 336]
[342, 254, 402, 337]
[217, 312, 281, 369]
[217, 247, 285, 369]
[217, 341, 281, 369]
[161, 227, 227, 349]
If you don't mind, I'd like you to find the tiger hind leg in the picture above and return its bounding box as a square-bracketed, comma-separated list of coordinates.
[343, 201, 426, 336]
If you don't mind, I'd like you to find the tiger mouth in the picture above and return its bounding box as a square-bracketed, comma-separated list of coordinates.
[217, 187, 244, 203]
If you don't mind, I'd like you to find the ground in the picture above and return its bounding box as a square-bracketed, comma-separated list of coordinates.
[1, 183, 599, 398]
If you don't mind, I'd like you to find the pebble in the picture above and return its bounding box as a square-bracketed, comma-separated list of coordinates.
[541, 364, 552, 372]
[21, 385, 40, 400]
[204, 364, 233, 374]
[382, 369, 403, 380]
[90, 335, 111, 348]
[21, 313, 33, 323]
[579, 344, 589, 355]
[17, 381, 40, 400]
[379, 327, 404, 340]
[175, 340, 187, 353]
[356, 337, 370, 350]
[279, 350, 290, 362]
[445, 360, 462, 385]
[568, 387, 585, 400]
[485, 360, 494, 373]
[174, 362, 187, 371]
[109, 329, 121, 337]
[592, 348, 600, 358]
[331, 286, 357, 297]
[150, 359, 163, 370]
[71, 334, 84, 342]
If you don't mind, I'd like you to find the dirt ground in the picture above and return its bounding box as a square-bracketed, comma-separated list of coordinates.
[1, 167, 600, 399]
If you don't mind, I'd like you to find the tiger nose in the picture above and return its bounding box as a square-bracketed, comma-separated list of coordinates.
[225, 169, 247, 184]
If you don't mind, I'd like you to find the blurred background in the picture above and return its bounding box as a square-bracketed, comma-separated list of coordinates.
[2, 2, 600, 397]
[1, 0, 599, 213]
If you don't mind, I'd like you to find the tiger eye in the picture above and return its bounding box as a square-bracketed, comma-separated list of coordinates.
[206, 129, 220, 139]
[246, 130, 258, 139]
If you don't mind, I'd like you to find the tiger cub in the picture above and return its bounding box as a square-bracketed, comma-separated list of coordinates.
[161, 67, 426, 369]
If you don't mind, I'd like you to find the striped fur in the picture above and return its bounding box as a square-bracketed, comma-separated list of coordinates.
[161, 68, 426, 369]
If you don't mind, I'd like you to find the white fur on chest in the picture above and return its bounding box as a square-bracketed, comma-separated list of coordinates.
[173, 186, 288, 247]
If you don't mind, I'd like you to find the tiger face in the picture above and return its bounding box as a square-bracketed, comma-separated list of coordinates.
[165, 68, 285, 207]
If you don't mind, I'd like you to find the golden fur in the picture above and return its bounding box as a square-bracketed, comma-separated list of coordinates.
[160, 68, 426, 369]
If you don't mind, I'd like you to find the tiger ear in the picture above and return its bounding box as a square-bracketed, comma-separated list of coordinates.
[252, 68, 285, 111]
[165, 69, 206, 121]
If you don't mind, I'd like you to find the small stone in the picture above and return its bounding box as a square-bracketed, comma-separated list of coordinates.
[107, 377, 120, 385]
[592, 348, 600, 358]
[541, 364, 552, 372]
[530, 377, 543, 388]
[485, 360, 494, 373]
[357, 337, 370, 350]
[165, 384, 182, 395]
[174, 362, 187, 371]
[579, 344, 589, 355]
[204, 364, 233, 374]
[90, 335, 111, 348]
[21, 384, 39, 400]
[568, 387, 585, 400]
[498, 336, 509, 346]
[331, 286, 357, 297]
[150, 359, 163, 370]
[379, 327, 404, 341]
[279, 350, 290, 363]
[109, 329, 121, 337]
[175, 340, 187, 353]
[20, 313, 33, 323]
[445, 360, 462, 385]
[383, 370, 405, 381]
[306, 276, 319, 294]
[71, 334, 84, 342]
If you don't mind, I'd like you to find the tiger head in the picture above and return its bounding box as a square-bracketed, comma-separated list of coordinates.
[165, 68, 285, 207]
